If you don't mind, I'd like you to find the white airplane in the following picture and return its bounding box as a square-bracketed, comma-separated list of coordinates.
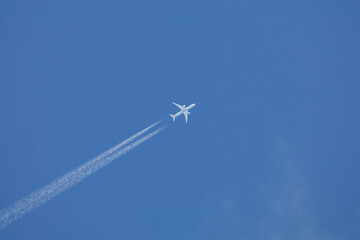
[170, 102, 196, 123]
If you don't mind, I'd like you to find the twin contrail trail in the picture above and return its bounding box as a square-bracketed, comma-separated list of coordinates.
[0, 120, 167, 229]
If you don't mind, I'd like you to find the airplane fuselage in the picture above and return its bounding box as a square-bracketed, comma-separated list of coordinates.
[170, 102, 196, 123]
[173, 103, 195, 117]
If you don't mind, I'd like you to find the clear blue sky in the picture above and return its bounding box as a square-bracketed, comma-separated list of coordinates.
[1, 0, 359, 239]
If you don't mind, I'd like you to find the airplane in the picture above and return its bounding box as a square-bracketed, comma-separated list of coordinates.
[169, 102, 196, 123]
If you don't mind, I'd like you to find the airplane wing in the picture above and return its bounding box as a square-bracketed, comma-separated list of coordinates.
[184, 112, 189, 123]
[172, 102, 185, 110]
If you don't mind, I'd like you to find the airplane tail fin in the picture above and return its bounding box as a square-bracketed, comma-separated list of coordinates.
[169, 114, 176, 122]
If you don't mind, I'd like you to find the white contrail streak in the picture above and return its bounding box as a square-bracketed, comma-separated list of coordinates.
[0, 122, 167, 230]
[87, 120, 162, 167]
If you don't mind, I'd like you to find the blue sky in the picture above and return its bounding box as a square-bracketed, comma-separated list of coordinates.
[1, 0, 359, 239]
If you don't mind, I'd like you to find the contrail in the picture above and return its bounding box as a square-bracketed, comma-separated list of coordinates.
[86, 120, 162, 168]
[0, 122, 167, 229]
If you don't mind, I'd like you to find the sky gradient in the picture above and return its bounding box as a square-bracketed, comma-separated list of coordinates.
[1, 0, 359, 239]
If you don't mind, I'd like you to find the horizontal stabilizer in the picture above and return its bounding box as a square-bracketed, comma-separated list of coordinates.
[169, 114, 176, 121]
